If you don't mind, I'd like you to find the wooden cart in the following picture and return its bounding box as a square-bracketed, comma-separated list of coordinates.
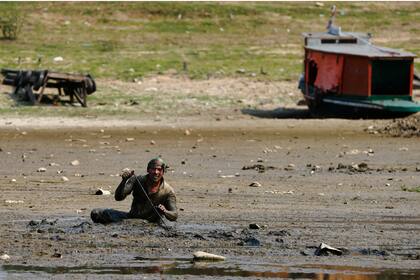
[1, 69, 96, 107]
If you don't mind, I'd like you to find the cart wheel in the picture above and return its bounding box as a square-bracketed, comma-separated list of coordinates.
[73, 88, 87, 107]
[25, 85, 36, 105]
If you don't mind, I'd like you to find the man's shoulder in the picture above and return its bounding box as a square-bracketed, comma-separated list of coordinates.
[162, 180, 175, 194]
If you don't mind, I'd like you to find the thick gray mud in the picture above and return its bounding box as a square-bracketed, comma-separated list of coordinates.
[0, 118, 419, 279]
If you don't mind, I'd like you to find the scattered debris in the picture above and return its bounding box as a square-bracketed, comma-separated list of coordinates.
[0, 254, 10, 260]
[359, 248, 390, 256]
[268, 230, 290, 236]
[95, 188, 111, 195]
[51, 252, 62, 258]
[249, 223, 261, 229]
[5, 200, 24, 204]
[333, 162, 370, 173]
[249, 181, 262, 187]
[242, 164, 276, 173]
[314, 243, 343, 256]
[239, 237, 261, 247]
[284, 163, 295, 171]
[193, 251, 225, 261]
[264, 190, 294, 195]
[368, 114, 420, 137]
[219, 174, 238, 178]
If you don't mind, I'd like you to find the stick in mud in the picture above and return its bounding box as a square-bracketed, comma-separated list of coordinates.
[133, 175, 170, 231]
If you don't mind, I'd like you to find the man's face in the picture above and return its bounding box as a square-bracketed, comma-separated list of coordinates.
[147, 163, 164, 183]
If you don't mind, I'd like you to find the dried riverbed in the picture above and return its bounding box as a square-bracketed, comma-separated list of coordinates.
[0, 115, 419, 279]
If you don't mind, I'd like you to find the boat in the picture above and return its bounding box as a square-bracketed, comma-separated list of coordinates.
[298, 6, 420, 117]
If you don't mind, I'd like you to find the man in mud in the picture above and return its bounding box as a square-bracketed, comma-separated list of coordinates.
[91, 157, 178, 224]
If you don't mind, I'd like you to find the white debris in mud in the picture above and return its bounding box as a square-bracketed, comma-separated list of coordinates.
[5, 200, 24, 204]
[264, 190, 294, 195]
[61, 176, 69, 182]
[125, 138, 135, 142]
[346, 149, 361, 155]
[0, 254, 10, 260]
[193, 251, 225, 261]
[37, 167, 46, 172]
[285, 163, 295, 171]
[71, 160, 80, 166]
[249, 181, 262, 187]
[219, 174, 239, 178]
[95, 188, 111, 195]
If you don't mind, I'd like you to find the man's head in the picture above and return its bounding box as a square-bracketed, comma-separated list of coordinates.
[147, 157, 166, 183]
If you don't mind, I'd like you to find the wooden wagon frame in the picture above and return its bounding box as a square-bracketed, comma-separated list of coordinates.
[1, 69, 96, 107]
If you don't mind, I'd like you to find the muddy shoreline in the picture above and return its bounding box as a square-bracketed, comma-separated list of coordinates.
[0, 117, 419, 278]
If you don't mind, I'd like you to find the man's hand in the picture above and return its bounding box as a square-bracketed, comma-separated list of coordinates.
[156, 204, 167, 214]
[121, 168, 134, 179]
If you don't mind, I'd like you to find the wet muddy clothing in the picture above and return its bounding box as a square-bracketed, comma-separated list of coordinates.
[91, 175, 178, 224]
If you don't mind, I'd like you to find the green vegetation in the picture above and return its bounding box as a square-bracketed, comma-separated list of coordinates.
[0, 2, 419, 117]
[0, 2, 418, 81]
[401, 186, 420, 193]
[0, 2, 23, 40]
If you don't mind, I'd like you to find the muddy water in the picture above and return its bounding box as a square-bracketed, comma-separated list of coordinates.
[0, 119, 419, 278]
[2, 262, 420, 279]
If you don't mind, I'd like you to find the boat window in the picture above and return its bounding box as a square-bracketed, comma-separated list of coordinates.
[321, 39, 336, 44]
[321, 38, 357, 44]
[371, 60, 411, 96]
[338, 38, 357, 44]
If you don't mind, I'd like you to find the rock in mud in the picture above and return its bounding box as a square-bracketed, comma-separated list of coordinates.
[242, 164, 276, 173]
[95, 188, 111, 195]
[249, 223, 261, 229]
[359, 248, 390, 256]
[51, 252, 62, 258]
[284, 163, 295, 171]
[249, 181, 262, 187]
[335, 162, 370, 173]
[193, 251, 225, 261]
[374, 114, 420, 137]
[268, 230, 291, 236]
[239, 237, 261, 246]
[193, 233, 207, 240]
[0, 254, 10, 260]
[61, 176, 69, 182]
[314, 243, 343, 256]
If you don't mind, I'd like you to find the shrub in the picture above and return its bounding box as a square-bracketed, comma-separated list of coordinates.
[0, 5, 23, 40]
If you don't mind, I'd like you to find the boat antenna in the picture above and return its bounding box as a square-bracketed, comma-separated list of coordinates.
[328, 6, 399, 56]
[327, 5, 341, 36]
